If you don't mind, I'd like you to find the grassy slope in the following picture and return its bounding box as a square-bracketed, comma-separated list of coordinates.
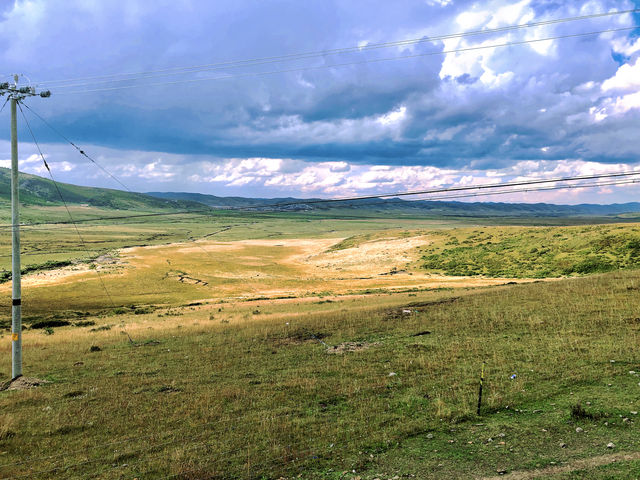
[418, 224, 640, 278]
[0, 269, 639, 479]
[0, 167, 206, 211]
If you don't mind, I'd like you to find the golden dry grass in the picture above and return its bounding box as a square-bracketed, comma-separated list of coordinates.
[0, 231, 539, 318]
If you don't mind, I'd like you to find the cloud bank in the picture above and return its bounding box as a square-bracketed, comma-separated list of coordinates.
[1, 0, 639, 202]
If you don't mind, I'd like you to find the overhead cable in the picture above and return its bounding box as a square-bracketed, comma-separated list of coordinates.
[35, 9, 639, 88]
[0, 169, 638, 230]
[54, 26, 636, 94]
[21, 102, 133, 192]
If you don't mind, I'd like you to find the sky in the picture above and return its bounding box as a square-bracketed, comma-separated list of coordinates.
[1, 0, 640, 203]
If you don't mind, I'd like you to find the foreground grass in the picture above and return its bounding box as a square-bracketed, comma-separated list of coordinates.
[0, 269, 639, 479]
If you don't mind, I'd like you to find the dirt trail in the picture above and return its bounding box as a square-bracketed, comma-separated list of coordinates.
[480, 451, 640, 480]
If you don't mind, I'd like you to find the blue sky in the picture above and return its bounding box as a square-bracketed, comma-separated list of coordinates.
[1, 0, 640, 203]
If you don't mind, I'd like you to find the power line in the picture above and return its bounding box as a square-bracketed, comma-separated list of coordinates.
[17, 103, 135, 343]
[3, 102, 640, 232]
[258, 169, 640, 208]
[21, 102, 133, 193]
[35, 9, 639, 89]
[0, 171, 638, 231]
[54, 26, 637, 94]
[0, 177, 633, 243]
[407, 177, 640, 203]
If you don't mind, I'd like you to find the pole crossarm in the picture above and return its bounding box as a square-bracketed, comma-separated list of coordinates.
[0, 81, 51, 101]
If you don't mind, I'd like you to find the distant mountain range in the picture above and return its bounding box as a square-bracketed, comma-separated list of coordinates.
[2, 167, 639, 218]
[147, 190, 640, 217]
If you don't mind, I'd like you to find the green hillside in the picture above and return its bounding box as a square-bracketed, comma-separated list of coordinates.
[0, 167, 205, 211]
[420, 224, 640, 277]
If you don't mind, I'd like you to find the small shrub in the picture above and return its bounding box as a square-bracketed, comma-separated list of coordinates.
[63, 390, 85, 398]
[31, 319, 71, 329]
[571, 257, 614, 275]
[73, 320, 96, 327]
[89, 325, 112, 332]
[570, 403, 601, 421]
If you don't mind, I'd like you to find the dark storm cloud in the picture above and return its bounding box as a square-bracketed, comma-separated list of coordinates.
[1, 0, 640, 200]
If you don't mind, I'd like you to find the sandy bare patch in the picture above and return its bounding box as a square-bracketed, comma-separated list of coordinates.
[17, 264, 92, 287]
[0, 255, 126, 290]
[306, 236, 431, 275]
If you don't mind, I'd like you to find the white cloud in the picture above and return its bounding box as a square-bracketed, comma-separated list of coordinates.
[602, 56, 640, 92]
[426, 0, 453, 6]
[590, 90, 640, 121]
[3, 137, 640, 204]
[439, 0, 535, 86]
[456, 10, 490, 30]
[610, 35, 640, 57]
[485, 0, 532, 28]
[376, 105, 407, 125]
[182, 156, 640, 203]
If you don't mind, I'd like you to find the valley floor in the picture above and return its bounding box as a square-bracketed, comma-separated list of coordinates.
[0, 221, 639, 478]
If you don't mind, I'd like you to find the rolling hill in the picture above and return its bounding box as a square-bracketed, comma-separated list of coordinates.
[0, 167, 204, 211]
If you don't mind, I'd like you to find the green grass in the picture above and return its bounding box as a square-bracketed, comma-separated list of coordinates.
[1, 269, 639, 479]
[419, 224, 640, 278]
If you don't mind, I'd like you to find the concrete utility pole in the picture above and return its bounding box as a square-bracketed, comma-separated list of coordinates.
[0, 75, 50, 379]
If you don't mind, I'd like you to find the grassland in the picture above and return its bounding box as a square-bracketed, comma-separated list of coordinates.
[0, 269, 639, 478]
[417, 224, 640, 278]
[0, 220, 541, 326]
[0, 209, 476, 275]
[1, 214, 640, 478]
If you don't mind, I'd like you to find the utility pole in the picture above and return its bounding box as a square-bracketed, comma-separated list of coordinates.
[1, 75, 50, 379]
